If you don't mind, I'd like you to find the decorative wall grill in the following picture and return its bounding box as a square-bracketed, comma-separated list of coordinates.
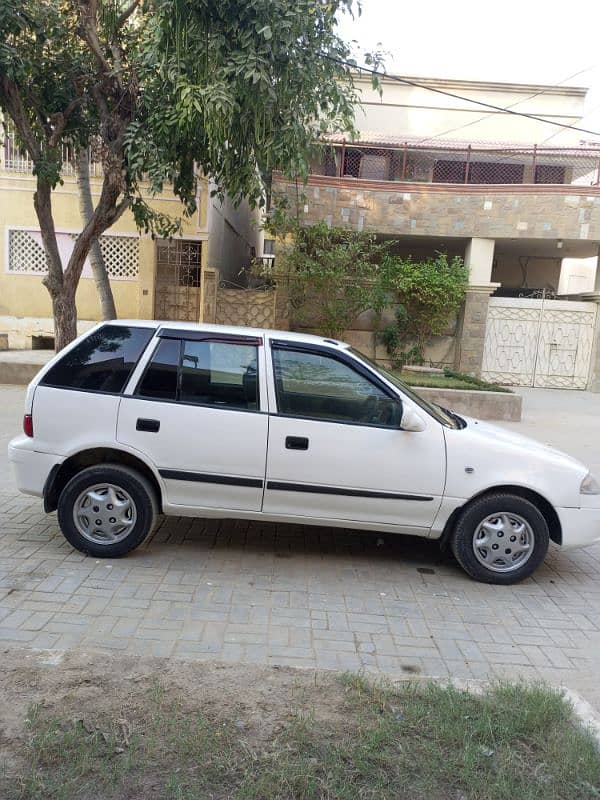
[215, 288, 276, 328]
[7, 229, 139, 280]
[8, 229, 49, 273]
[96, 235, 139, 279]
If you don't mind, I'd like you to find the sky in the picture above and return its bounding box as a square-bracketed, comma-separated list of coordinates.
[336, 0, 600, 139]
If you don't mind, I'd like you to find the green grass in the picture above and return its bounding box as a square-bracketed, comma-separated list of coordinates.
[7, 676, 599, 800]
[398, 368, 512, 393]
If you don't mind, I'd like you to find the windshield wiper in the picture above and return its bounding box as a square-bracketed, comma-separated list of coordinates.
[437, 405, 466, 429]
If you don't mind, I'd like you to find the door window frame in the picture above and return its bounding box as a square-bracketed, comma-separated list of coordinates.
[268, 339, 403, 429]
[125, 329, 267, 414]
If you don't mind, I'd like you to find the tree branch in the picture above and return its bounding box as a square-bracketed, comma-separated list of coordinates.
[0, 76, 42, 161]
[48, 97, 84, 148]
[77, 0, 111, 75]
[64, 167, 124, 285]
[116, 0, 140, 29]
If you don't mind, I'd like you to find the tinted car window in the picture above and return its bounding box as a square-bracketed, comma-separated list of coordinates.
[180, 340, 258, 410]
[272, 347, 401, 427]
[41, 325, 153, 394]
[136, 338, 180, 400]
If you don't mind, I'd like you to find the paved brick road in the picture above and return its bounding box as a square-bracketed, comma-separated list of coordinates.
[1, 385, 599, 708]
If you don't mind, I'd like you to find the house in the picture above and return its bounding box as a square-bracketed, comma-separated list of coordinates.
[271, 74, 600, 390]
[0, 128, 260, 349]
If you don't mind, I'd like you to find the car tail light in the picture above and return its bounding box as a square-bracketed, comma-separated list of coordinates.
[23, 414, 33, 437]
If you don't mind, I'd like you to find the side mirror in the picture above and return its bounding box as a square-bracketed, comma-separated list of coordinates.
[400, 406, 426, 432]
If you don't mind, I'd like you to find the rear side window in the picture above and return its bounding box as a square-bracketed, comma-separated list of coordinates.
[41, 325, 154, 394]
[180, 341, 258, 410]
[135, 337, 259, 410]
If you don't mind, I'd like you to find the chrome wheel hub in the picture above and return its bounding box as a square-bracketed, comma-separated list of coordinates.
[472, 512, 534, 573]
[73, 483, 137, 545]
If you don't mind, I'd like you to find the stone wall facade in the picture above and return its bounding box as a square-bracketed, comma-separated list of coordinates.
[274, 176, 600, 242]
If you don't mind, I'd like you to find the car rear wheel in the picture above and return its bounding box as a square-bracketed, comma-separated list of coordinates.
[450, 493, 549, 585]
[57, 464, 157, 557]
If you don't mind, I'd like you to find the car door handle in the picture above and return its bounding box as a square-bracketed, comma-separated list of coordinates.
[286, 436, 309, 450]
[136, 418, 160, 433]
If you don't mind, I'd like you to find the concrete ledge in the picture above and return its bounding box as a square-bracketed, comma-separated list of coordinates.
[0, 351, 53, 385]
[416, 386, 522, 421]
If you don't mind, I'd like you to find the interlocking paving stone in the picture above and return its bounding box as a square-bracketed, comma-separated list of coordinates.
[1, 487, 599, 710]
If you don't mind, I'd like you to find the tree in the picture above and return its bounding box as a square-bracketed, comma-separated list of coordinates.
[75, 147, 116, 320]
[269, 220, 390, 338]
[0, 0, 365, 349]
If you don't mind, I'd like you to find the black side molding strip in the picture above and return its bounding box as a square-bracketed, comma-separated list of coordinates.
[266, 481, 433, 501]
[159, 469, 263, 488]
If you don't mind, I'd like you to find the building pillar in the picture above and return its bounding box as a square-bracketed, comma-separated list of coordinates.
[455, 238, 499, 377]
[137, 236, 156, 319]
[201, 267, 218, 323]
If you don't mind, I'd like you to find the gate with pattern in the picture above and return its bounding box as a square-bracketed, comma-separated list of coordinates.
[482, 298, 597, 389]
[154, 239, 202, 322]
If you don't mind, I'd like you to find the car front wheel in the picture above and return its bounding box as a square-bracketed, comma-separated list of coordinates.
[450, 493, 550, 585]
[57, 464, 158, 558]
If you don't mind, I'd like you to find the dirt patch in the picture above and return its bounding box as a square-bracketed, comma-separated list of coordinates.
[1, 646, 598, 800]
[0, 646, 345, 796]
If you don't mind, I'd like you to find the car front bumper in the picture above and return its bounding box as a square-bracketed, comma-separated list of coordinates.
[8, 436, 63, 498]
[556, 505, 600, 550]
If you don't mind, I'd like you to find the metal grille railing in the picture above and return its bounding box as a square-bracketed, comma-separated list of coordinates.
[2, 124, 101, 176]
[312, 142, 600, 186]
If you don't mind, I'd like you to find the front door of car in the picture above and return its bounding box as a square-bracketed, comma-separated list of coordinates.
[263, 342, 446, 531]
[117, 331, 268, 512]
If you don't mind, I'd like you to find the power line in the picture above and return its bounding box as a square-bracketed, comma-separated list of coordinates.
[319, 53, 600, 138]
[412, 65, 597, 145]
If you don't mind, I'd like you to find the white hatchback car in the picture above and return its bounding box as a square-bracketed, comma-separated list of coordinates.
[8, 321, 600, 584]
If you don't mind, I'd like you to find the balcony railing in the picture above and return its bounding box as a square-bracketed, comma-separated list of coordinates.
[2, 129, 100, 177]
[311, 139, 600, 187]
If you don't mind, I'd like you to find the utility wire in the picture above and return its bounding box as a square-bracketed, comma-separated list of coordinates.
[411, 65, 597, 146]
[319, 53, 600, 138]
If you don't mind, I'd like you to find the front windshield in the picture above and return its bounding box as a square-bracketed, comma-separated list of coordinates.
[347, 347, 460, 429]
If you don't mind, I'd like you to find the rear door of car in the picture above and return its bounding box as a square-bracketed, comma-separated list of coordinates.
[117, 328, 269, 512]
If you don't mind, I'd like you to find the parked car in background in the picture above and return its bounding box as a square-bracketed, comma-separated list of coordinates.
[8, 321, 600, 584]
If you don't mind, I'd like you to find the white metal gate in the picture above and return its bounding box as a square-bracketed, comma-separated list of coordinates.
[481, 297, 597, 389]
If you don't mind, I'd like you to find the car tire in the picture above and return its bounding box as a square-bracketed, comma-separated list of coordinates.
[450, 493, 549, 585]
[57, 463, 158, 558]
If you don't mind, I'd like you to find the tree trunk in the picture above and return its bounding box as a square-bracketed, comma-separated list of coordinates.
[33, 179, 79, 352]
[51, 288, 78, 352]
[76, 149, 117, 320]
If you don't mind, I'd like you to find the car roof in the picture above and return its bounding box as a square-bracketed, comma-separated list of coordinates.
[113, 320, 350, 349]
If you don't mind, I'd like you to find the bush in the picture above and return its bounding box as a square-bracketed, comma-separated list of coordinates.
[272, 220, 390, 338]
[380, 252, 468, 366]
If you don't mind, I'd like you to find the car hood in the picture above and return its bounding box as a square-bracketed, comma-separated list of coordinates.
[459, 415, 583, 469]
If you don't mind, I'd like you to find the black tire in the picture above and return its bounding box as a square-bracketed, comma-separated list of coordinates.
[450, 493, 549, 585]
[57, 463, 158, 558]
